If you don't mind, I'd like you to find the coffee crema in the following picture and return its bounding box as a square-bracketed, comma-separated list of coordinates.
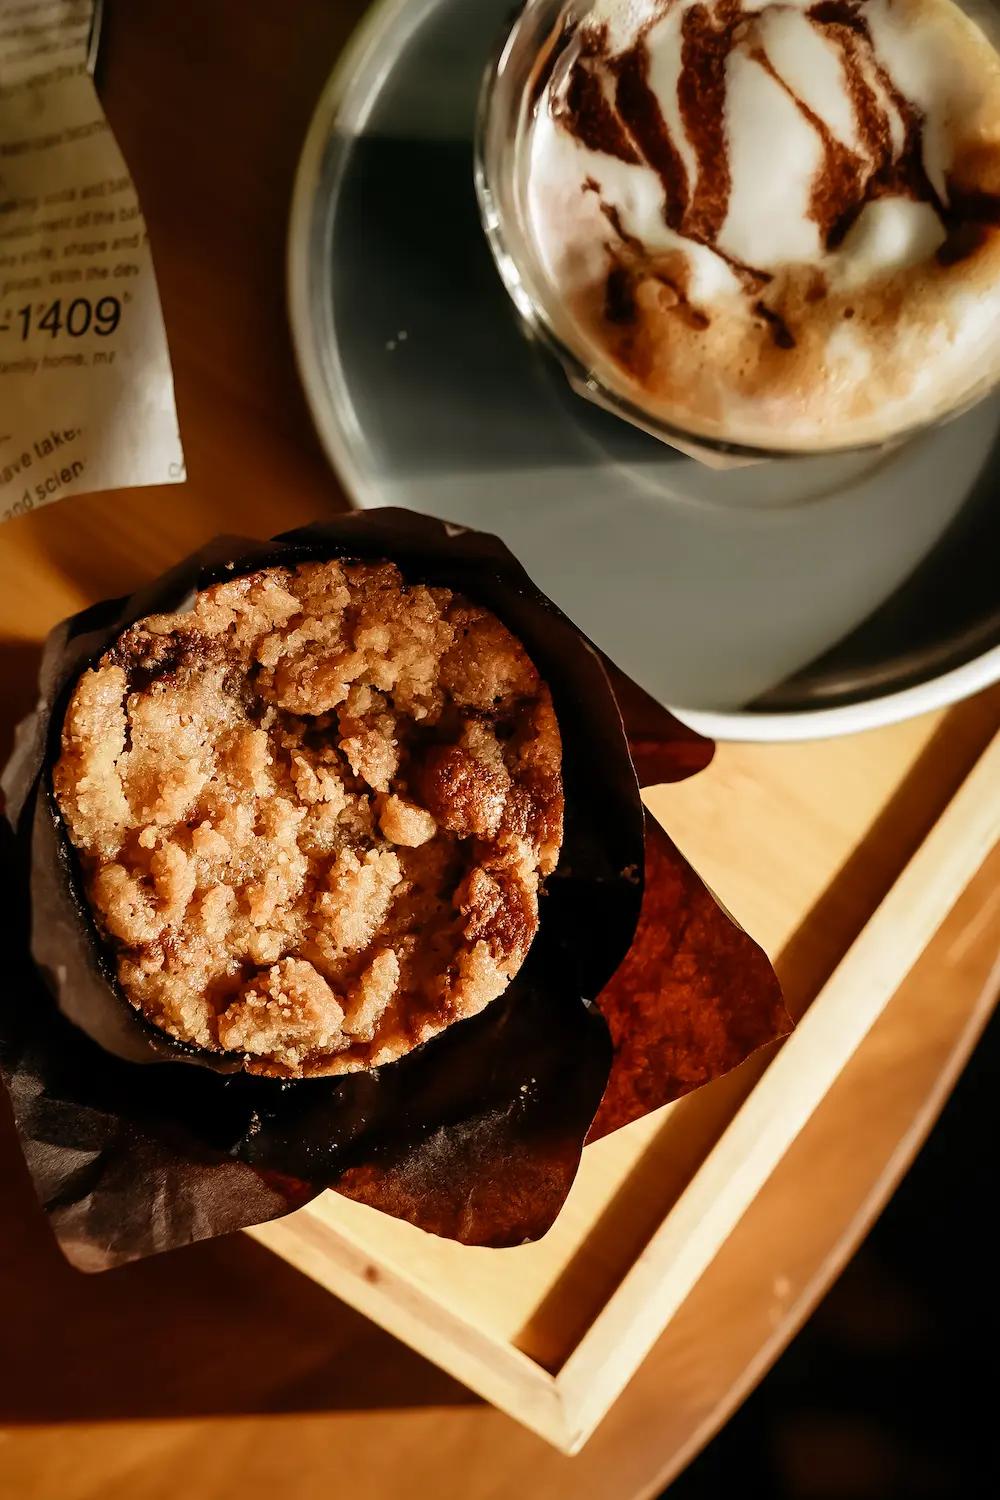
[523, 0, 1000, 450]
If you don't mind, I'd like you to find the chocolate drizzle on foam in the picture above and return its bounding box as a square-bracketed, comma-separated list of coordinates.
[556, 23, 641, 161]
[543, 0, 1000, 346]
[753, 299, 797, 349]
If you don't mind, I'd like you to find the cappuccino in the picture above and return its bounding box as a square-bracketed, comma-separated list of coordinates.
[521, 0, 1000, 450]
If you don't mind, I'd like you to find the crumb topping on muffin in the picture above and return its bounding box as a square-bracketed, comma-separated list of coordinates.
[53, 560, 564, 1076]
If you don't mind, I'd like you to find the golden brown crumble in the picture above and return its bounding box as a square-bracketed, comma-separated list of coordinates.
[53, 560, 564, 1076]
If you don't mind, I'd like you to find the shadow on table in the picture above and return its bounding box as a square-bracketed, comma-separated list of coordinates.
[666, 1000, 1000, 1500]
[0, 641, 47, 773]
[0, 1092, 477, 1425]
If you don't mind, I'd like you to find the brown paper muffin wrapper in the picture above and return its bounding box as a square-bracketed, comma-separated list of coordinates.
[0, 510, 789, 1268]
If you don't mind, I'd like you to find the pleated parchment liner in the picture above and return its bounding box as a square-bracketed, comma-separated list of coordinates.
[0, 510, 790, 1270]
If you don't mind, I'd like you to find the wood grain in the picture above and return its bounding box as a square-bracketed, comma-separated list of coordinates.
[1, 0, 999, 1492]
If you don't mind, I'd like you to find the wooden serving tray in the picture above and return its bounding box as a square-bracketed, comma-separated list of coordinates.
[250, 692, 1000, 1454]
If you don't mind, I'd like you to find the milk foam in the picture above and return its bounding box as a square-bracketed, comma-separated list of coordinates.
[522, 0, 1000, 449]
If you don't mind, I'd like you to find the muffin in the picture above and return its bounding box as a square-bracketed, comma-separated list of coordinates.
[52, 559, 564, 1077]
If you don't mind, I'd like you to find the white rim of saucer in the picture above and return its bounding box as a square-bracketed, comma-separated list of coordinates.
[286, 0, 1000, 744]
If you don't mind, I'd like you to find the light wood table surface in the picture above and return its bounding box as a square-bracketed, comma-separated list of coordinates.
[1, 3, 999, 1497]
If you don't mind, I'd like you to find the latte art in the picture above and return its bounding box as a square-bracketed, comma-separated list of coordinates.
[522, 0, 1000, 449]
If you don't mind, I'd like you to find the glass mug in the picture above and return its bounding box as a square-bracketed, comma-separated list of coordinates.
[474, 0, 1000, 467]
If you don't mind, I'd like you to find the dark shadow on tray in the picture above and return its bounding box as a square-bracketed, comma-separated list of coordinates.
[0, 642, 45, 772]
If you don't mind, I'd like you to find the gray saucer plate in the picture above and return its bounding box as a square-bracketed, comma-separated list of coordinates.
[288, 0, 1000, 741]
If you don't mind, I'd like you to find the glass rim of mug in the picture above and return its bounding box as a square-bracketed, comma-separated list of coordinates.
[473, 0, 1000, 464]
